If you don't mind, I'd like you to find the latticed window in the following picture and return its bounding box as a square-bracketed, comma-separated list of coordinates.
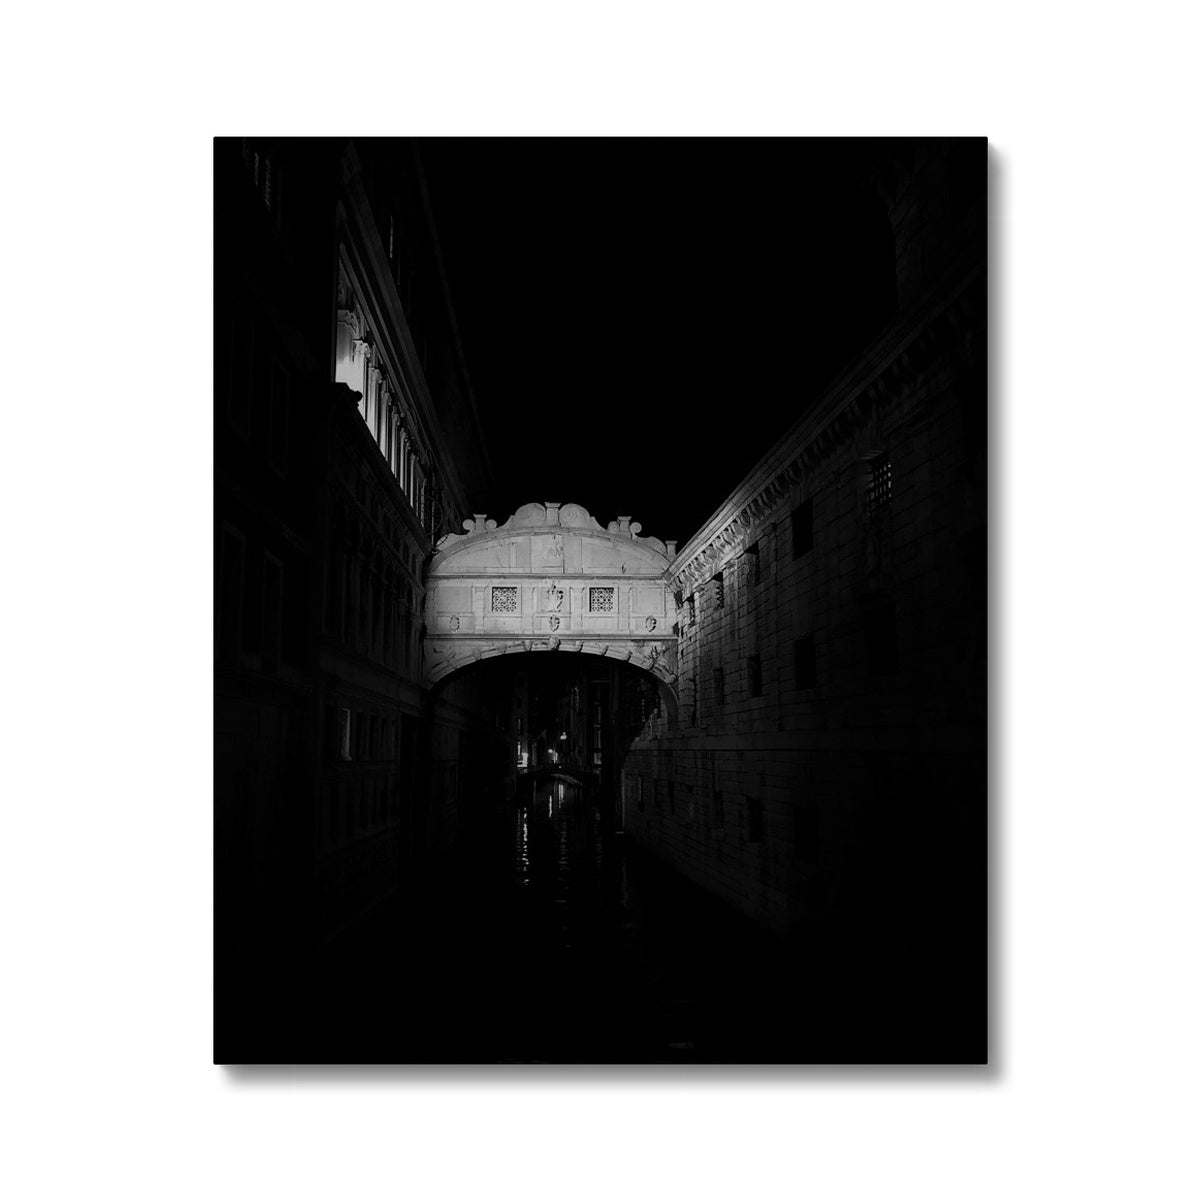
[491, 586, 518, 613]
[589, 587, 615, 613]
[868, 455, 892, 514]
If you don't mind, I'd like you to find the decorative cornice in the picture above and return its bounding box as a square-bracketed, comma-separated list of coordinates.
[424, 634, 678, 688]
[435, 501, 677, 562]
[670, 267, 984, 594]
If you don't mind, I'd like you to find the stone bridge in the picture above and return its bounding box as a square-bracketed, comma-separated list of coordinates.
[424, 502, 680, 705]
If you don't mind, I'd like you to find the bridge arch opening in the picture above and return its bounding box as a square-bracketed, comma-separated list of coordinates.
[424, 500, 680, 727]
[428, 649, 677, 837]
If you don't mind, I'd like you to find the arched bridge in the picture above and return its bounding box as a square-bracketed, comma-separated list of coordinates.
[425, 501, 680, 703]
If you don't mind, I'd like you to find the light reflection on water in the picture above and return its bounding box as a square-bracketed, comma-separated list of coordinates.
[359, 771, 810, 1062]
[518, 806, 530, 886]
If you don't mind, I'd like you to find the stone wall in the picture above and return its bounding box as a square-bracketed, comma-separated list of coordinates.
[621, 142, 986, 1004]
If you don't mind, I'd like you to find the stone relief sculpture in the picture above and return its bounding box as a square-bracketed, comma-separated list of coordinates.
[425, 500, 680, 711]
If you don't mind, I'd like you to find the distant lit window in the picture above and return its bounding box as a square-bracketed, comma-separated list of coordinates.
[589, 587, 615, 613]
[491, 586, 518, 614]
[868, 456, 892, 514]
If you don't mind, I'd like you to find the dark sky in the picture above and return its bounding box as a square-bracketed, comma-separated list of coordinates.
[418, 138, 896, 547]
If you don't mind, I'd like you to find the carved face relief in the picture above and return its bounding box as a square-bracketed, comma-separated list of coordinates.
[549, 615, 560, 632]
[449, 615, 460, 632]
[644, 616, 657, 632]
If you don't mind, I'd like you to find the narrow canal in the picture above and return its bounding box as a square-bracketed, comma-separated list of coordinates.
[306, 777, 811, 1064]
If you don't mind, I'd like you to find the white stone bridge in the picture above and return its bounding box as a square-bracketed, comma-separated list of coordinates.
[425, 501, 680, 705]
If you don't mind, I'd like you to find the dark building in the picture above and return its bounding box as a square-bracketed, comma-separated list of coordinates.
[214, 138, 505, 1057]
[621, 140, 987, 1059]
[215, 136, 986, 1063]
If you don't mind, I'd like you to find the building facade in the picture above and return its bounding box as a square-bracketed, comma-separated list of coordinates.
[618, 140, 987, 1052]
[214, 138, 505, 1053]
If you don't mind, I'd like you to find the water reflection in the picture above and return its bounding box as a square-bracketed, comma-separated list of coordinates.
[304, 776, 808, 1063]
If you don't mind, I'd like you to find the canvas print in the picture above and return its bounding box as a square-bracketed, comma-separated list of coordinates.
[214, 137, 987, 1064]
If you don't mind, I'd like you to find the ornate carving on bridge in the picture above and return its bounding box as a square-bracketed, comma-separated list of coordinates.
[437, 502, 676, 561]
[423, 634, 678, 686]
[425, 501, 679, 697]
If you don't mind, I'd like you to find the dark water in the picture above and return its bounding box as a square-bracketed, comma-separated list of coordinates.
[296, 779, 808, 1063]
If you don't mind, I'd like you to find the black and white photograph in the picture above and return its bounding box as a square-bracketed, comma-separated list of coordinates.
[9, 6, 1200, 1198]
[214, 136, 987, 1064]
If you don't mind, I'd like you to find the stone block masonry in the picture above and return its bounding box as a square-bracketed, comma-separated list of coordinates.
[620, 142, 986, 1026]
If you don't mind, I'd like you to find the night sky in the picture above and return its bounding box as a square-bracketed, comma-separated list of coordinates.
[419, 137, 897, 547]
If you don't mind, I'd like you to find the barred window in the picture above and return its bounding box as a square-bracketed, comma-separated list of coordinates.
[491, 586, 518, 613]
[686, 594, 696, 625]
[711, 571, 724, 608]
[868, 456, 892, 513]
[747, 654, 763, 698]
[589, 587, 615, 613]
